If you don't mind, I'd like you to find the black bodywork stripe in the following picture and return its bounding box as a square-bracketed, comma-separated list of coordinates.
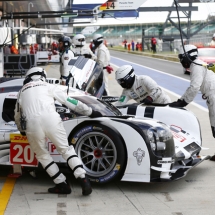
[127, 106, 137, 115]
[144, 107, 155, 118]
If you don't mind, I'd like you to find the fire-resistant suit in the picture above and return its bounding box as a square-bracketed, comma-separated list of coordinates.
[60, 49, 75, 85]
[72, 45, 97, 61]
[115, 75, 171, 105]
[96, 43, 111, 95]
[14, 81, 93, 184]
[179, 58, 215, 137]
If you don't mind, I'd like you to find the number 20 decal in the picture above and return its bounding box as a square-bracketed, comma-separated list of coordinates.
[13, 145, 35, 163]
[10, 143, 38, 166]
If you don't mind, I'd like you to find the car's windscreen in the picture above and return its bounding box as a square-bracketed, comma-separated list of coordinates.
[72, 96, 122, 116]
[198, 48, 215, 57]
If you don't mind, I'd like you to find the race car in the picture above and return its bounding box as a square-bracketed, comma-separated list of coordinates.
[0, 78, 209, 184]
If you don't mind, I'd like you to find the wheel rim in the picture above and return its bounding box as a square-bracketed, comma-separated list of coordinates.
[75, 132, 117, 177]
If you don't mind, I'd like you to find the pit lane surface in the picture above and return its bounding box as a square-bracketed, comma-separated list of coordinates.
[1, 54, 215, 215]
[109, 50, 188, 80]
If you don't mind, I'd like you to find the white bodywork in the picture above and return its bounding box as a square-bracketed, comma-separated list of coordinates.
[119, 104, 202, 159]
[0, 79, 209, 183]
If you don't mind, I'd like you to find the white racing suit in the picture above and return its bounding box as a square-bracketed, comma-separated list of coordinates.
[60, 49, 75, 85]
[96, 43, 111, 95]
[71, 45, 97, 61]
[14, 80, 93, 184]
[180, 58, 215, 137]
[115, 75, 171, 105]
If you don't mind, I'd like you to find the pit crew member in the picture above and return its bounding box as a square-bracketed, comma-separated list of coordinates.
[72, 34, 97, 60]
[58, 36, 75, 85]
[169, 44, 215, 161]
[93, 33, 113, 96]
[14, 67, 103, 195]
[115, 65, 171, 105]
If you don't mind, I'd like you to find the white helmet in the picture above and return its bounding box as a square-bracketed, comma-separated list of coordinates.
[73, 34, 86, 47]
[115, 65, 135, 89]
[24, 67, 47, 85]
[178, 44, 198, 68]
[93, 34, 103, 46]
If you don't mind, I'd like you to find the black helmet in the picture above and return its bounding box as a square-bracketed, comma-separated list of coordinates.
[178, 44, 198, 68]
[93, 34, 103, 47]
[58, 36, 71, 48]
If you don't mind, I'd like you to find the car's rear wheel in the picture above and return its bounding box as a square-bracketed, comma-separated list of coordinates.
[68, 123, 127, 184]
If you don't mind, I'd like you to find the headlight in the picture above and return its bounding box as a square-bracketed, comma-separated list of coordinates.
[147, 123, 175, 157]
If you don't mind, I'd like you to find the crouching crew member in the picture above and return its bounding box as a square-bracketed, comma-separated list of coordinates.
[14, 67, 103, 195]
[115, 65, 171, 105]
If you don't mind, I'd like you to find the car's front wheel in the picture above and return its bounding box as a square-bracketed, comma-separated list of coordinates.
[68, 123, 127, 184]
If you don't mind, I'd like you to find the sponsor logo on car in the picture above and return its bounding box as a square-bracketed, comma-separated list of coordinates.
[72, 126, 93, 144]
[10, 134, 28, 143]
[133, 148, 145, 165]
[97, 164, 120, 182]
[170, 126, 187, 142]
[102, 97, 119, 102]
[157, 159, 175, 164]
[93, 126, 103, 131]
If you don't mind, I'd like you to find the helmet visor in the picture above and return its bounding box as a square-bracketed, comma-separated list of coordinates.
[78, 38, 85, 42]
[117, 69, 134, 88]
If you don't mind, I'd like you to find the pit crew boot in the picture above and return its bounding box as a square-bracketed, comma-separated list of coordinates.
[48, 181, 71, 194]
[210, 155, 215, 161]
[78, 176, 92, 196]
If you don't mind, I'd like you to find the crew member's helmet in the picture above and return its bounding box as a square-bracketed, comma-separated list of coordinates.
[24, 67, 47, 85]
[58, 35, 71, 48]
[115, 65, 135, 89]
[178, 44, 198, 68]
[93, 34, 103, 46]
[73, 34, 86, 47]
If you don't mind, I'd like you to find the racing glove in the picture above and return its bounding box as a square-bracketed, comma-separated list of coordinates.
[89, 110, 103, 118]
[106, 65, 114, 74]
[83, 54, 92, 59]
[169, 99, 188, 108]
[140, 96, 153, 104]
[20, 132, 26, 136]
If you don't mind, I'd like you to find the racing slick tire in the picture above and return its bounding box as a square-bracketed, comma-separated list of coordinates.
[68, 122, 127, 184]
